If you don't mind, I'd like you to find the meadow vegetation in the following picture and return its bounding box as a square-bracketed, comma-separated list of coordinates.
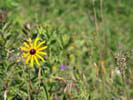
[0, 0, 133, 100]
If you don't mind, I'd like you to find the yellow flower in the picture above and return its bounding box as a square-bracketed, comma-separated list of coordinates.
[20, 38, 47, 67]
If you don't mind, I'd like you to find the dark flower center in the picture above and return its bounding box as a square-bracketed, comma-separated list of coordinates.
[30, 49, 36, 55]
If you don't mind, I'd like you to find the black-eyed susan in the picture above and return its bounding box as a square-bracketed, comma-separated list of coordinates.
[20, 38, 47, 67]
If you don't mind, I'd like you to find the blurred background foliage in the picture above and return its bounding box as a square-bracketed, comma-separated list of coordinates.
[0, 0, 133, 100]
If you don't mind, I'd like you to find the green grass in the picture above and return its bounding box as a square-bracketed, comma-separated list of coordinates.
[0, 0, 133, 100]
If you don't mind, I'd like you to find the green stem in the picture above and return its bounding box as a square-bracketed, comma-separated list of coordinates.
[43, 83, 49, 100]
[22, 65, 31, 100]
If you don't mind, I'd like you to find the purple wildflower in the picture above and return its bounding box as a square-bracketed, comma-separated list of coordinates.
[60, 65, 67, 71]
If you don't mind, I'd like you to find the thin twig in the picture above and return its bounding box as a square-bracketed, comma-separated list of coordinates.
[4, 90, 7, 100]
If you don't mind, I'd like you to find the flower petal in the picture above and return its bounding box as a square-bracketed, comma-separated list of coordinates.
[35, 54, 45, 62]
[38, 46, 47, 51]
[21, 53, 28, 58]
[27, 38, 33, 47]
[37, 41, 45, 49]
[34, 55, 40, 66]
[34, 38, 39, 49]
[37, 51, 47, 55]
[24, 42, 30, 48]
[26, 54, 31, 64]
[30, 55, 34, 67]
[21, 47, 30, 51]
[28, 38, 32, 43]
